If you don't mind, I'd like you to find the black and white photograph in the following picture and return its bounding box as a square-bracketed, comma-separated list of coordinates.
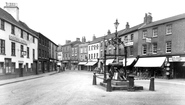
[0, 0, 185, 105]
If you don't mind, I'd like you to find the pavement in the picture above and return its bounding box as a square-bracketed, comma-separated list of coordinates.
[0, 71, 59, 86]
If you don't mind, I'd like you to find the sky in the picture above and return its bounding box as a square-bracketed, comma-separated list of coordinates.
[0, 0, 185, 45]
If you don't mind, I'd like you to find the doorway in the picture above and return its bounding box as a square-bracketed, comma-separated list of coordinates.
[19, 63, 23, 77]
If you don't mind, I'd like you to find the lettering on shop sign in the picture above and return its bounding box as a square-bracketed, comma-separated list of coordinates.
[9, 35, 27, 45]
[172, 56, 181, 61]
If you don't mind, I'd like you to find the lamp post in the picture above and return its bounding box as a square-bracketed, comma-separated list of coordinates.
[103, 35, 107, 83]
[114, 19, 119, 63]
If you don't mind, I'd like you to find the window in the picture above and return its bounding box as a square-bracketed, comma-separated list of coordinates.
[25, 63, 28, 72]
[152, 43, 157, 54]
[89, 54, 90, 59]
[0, 39, 5, 54]
[100, 42, 103, 47]
[5, 58, 11, 74]
[33, 49, 35, 60]
[27, 47, 29, 58]
[0, 62, 3, 74]
[142, 44, 147, 55]
[153, 28, 158, 37]
[166, 24, 172, 35]
[124, 35, 128, 43]
[89, 46, 90, 51]
[130, 46, 133, 56]
[33, 37, 35, 43]
[101, 50, 103, 57]
[97, 44, 99, 50]
[142, 30, 147, 39]
[130, 34, 134, 41]
[27, 33, 29, 41]
[11, 62, 15, 73]
[96, 53, 98, 58]
[20, 45, 24, 57]
[109, 48, 111, 54]
[21, 30, 23, 38]
[39, 49, 41, 57]
[91, 54, 93, 59]
[11, 25, 15, 35]
[94, 53, 96, 59]
[0, 19, 5, 30]
[166, 41, 172, 53]
[11, 42, 16, 56]
[91, 46, 93, 50]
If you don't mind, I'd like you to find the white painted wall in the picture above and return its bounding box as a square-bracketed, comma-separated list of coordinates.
[0, 20, 38, 69]
[88, 42, 100, 62]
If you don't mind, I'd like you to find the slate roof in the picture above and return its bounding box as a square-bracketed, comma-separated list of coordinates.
[119, 23, 144, 36]
[0, 7, 38, 38]
[140, 13, 185, 29]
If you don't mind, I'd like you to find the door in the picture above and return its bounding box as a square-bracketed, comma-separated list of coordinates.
[19, 63, 23, 77]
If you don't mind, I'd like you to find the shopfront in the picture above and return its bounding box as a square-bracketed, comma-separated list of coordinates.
[134, 57, 166, 78]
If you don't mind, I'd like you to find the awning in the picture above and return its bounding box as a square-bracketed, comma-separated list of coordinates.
[122, 58, 136, 66]
[134, 57, 166, 67]
[78, 62, 87, 65]
[106, 59, 114, 65]
[86, 62, 97, 66]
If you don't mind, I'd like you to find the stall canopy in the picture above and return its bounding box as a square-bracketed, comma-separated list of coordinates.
[85, 62, 97, 66]
[78, 62, 87, 65]
[106, 59, 114, 65]
[134, 57, 166, 67]
[122, 58, 136, 66]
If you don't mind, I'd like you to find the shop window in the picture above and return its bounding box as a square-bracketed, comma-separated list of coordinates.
[0, 62, 4, 74]
[5, 59, 11, 74]
[11, 62, 15, 73]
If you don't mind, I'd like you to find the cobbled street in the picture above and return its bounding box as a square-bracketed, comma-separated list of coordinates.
[0, 70, 185, 105]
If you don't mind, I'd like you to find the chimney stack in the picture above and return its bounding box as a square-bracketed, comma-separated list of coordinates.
[126, 22, 130, 29]
[144, 12, 152, 24]
[66, 40, 71, 44]
[93, 34, 96, 41]
[4, 2, 19, 21]
[76, 38, 80, 41]
[107, 30, 111, 35]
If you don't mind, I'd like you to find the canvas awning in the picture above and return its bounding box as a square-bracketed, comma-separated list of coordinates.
[122, 58, 136, 66]
[134, 57, 166, 67]
[106, 59, 114, 65]
[78, 62, 87, 65]
[86, 62, 97, 66]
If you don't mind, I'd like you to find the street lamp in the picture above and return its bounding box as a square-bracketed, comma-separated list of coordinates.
[114, 19, 119, 63]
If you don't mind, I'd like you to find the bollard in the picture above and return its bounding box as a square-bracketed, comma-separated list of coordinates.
[106, 78, 112, 92]
[149, 77, 155, 91]
[127, 75, 135, 91]
[92, 73, 97, 85]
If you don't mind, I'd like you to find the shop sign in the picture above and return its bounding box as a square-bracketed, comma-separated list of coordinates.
[145, 37, 151, 43]
[172, 56, 181, 61]
[9, 35, 27, 45]
[124, 42, 134, 46]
